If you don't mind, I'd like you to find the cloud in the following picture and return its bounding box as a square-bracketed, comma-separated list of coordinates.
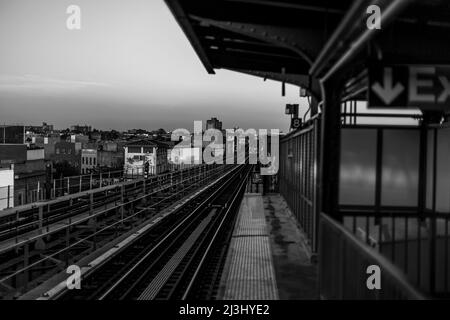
[0, 74, 109, 94]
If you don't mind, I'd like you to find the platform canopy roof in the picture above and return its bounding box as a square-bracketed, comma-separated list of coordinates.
[165, 0, 450, 102]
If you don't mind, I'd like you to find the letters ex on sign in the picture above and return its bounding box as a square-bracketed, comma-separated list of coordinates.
[368, 63, 450, 111]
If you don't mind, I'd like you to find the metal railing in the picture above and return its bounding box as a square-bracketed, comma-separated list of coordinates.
[340, 208, 450, 297]
[52, 169, 125, 198]
[0, 164, 197, 209]
[319, 212, 426, 300]
[279, 116, 320, 252]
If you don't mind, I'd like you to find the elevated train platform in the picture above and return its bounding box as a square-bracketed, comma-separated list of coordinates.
[165, 0, 450, 299]
[220, 190, 317, 300]
[221, 194, 279, 300]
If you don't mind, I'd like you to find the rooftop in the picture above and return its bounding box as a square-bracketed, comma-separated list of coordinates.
[125, 139, 170, 149]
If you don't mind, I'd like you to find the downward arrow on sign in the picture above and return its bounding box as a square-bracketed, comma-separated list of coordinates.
[371, 67, 404, 105]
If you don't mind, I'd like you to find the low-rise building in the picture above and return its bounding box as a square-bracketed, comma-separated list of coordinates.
[90, 131, 102, 142]
[51, 141, 82, 176]
[169, 145, 201, 165]
[26, 134, 61, 159]
[42, 135, 61, 159]
[0, 144, 48, 206]
[0, 125, 25, 144]
[14, 147, 47, 205]
[124, 139, 169, 177]
[26, 122, 54, 134]
[98, 149, 124, 170]
[101, 141, 119, 152]
[0, 164, 14, 210]
[70, 134, 89, 145]
[81, 148, 98, 174]
[206, 117, 223, 131]
[70, 124, 92, 135]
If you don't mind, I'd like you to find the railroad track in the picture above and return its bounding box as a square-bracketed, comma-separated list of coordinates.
[56, 164, 251, 300]
[0, 165, 214, 242]
[0, 165, 234, 299]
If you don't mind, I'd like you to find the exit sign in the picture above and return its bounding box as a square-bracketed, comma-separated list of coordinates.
[368, 63, 450, 111]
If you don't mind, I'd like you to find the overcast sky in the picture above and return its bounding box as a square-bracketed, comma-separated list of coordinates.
[0, 0, 308, 132]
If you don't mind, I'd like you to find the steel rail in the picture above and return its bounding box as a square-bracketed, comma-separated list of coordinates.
[138, 166, 251, 300]
[50, 165, 243, 300]
[181, 167, 250, 300]
[98, 166, 246, 300]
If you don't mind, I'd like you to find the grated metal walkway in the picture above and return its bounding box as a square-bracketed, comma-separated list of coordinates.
[138, 211, 215, 300]
[222, 194, 278, 300]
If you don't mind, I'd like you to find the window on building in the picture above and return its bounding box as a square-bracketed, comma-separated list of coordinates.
[93, 158, 96, 165]
[89, 157, 92, 165]
[128, 147, 141, 153]
[143, 146, 153, 153]
[56, 148, 60, 154]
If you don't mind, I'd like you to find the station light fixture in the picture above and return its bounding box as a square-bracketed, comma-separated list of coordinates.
[299, 87, 308, 97]
[285, 104, 299, 116]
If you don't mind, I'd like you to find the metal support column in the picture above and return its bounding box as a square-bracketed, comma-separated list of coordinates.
[319, 78, 343, 221]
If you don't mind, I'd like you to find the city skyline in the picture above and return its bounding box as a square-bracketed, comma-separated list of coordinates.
[0, 0, 306, 132]
[4, 118, 276, 134]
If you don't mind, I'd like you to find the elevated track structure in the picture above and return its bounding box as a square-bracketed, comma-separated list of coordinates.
[54, 165, 251, 300]
[0, 164, 232, 299]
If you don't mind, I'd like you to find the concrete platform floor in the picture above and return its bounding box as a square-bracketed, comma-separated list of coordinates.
[221, 194, 278, 300]
[219, 193, 318, 300]
[264, 194, 318, 299]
